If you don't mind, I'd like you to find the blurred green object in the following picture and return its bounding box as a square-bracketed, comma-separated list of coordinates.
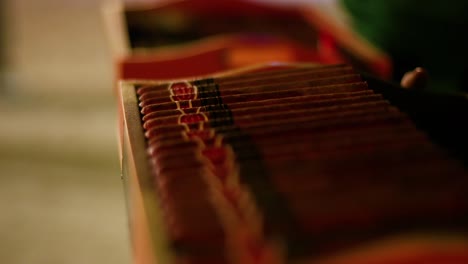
[341, 0, 468, 92]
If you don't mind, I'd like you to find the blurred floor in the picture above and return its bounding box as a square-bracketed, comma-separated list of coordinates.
[0, 158, 129, 264]
[0, 0, 131, 263]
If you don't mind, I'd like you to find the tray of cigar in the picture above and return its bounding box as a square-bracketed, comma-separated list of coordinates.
[119, 63, 468, 264]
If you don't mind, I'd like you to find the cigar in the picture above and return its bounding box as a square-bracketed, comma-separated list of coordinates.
[150, 120, 429, 162]
[140, 75, 363, 113]
[136, 64, 351, 96]
[146, 105, 407, 150]
[143, 94, 386, 129]
[151, 129, 433, 175]
[144, 102, 407, 140]
[149, 121, 416, 153]
[138, 67, 357, 104]
[141, 82, 371, 121]
[149, 123, 426, 162]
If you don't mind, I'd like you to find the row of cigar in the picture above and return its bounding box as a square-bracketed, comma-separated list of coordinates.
[135, 64, 468, 264]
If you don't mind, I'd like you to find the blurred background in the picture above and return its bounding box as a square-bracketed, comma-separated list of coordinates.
[0, 0, 130, 263]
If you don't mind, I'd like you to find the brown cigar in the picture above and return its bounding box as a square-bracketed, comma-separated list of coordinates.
[138, 67, 356, 104]
[140, 75, 363, 113]
[143, 93, 384, 129]
[151, 129, 432, 175]
[149, 121, 417, 156]
[149, 122, 425, 161]
[146, 105, 407, 152]
[141, 82, 370, 121]
[136, 64, 351, 96]
[144, 101, 406, 140]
